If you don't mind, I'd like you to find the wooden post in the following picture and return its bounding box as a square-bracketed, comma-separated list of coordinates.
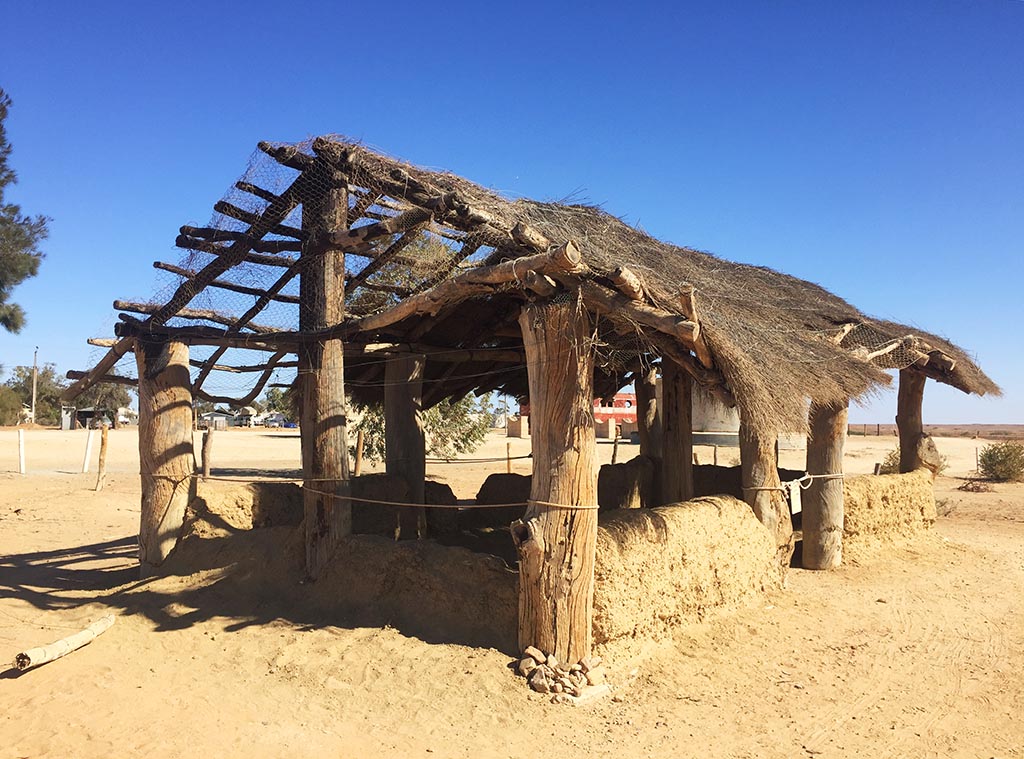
[81, 428, 95, 473]
[354, 429, 364, 477]
[512, 299, 598, 665]
[18, 429, 26, 475]
[739, 417, 793, 569]
[385, 354, 426, 539]
[136, 338, 196, 575]
[661, 360, 693, 504]
[803, 401, 847, 570]
[897, 368, 927, 473]
[300, 178, 351, 579]
[94, 425, 109, 492]
[506, 441, 512, 474]
[635, 366, 662, 459]
[201, 428, 213, 480]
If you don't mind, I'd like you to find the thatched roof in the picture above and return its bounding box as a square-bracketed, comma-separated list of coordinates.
[66, 136, 999, 437]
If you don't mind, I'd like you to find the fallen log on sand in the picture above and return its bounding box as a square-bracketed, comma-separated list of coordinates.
[14, 615, 115, 672]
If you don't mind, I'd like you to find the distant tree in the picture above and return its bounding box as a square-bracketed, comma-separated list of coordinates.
[77, 382, 132, 423]
[263, 387, 288, 413]
[4, 363, 66, 425]
[352, 393, 494, 464]
[0, 385, 21, 425]
[0, 88, 48, 333]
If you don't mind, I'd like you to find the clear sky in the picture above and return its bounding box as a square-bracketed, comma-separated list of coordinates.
[1, 0, 1021, 423]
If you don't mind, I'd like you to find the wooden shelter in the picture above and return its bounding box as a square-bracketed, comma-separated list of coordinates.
[65, 136, 998, 663]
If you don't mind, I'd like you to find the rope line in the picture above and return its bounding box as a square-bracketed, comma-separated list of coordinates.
[741, 472, 845, 493]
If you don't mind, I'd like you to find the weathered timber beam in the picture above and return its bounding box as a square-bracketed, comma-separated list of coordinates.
[577, 280, 699, 346]
[323, 241, 583, 339]
[192, 352, 287, 407]
[831, 322, 859, 344]
[148, 171, 308, 326]
[645, 331, 734, 407]
[346, 223, 429, 291]
[115, 301, 275, 334]
[153, 262, 301, 304]
[347, 189, 381, 226]
[87, 337, 118, 348]
[235, 181, 282, 205]
[609, 266, 644, 300]
[189, 358, 300, 374]
[511, 222, 552, 252]
[178, 226, 303, 254]
[114, 317, 294, 351]
[258, 140, 317, 171]
[329, 206, 433, 247]
[62, 337, 135, 401]
[66, 370, 137, 387]
[677, 285, 715, 368]
[213, 201, 305, 239]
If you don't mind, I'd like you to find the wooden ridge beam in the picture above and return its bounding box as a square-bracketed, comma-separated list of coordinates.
[178, 226, 303, 254]
[153, 261, 301, 304]
[114, 319, 293, 350]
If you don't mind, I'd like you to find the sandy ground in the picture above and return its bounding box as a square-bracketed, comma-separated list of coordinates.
[0, 428, 1021, 758]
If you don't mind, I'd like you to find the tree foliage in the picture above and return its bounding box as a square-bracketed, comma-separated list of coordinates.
[352, 393, 494, 464]
[77, 382, 132, 417]
[0, 88, 47, 333]
[4, 363, 66, 425]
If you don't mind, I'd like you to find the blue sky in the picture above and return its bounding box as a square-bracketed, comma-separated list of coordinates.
[1, 0, 1021, 423]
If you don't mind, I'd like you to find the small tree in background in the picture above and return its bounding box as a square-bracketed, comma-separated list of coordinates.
[0, 88, 48, 333]
[4, 363, 66, 425]
[978, 442, 1024, 482]
[351, 393, 494, 464]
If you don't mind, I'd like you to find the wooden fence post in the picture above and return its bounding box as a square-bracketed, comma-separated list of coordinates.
[94, 425, 109, 492]
[513, 298, 598, 665]
[201, 428, 214, 480]
[18, 429, 26, 475]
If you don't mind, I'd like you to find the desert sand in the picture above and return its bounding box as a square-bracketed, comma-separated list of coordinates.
[1, 428, 1021, 758]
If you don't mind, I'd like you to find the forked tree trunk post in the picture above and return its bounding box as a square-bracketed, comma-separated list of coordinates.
[385, 353, 426, 539]
[635, 364, 662, 503]
[739, 417, 794, 569]
[660, 360, 693, 504]
[513, 298, 598, 664]
[136, 338, 196, 576]
[897, 368, 926, 473]
[803, 401, 848, 570]
[300, 178, 351, 579]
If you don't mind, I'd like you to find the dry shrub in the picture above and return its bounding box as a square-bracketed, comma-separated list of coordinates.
[978, 442, 1024, 482]
[957, 479, 993, 493]
[878, 446, 947, 476]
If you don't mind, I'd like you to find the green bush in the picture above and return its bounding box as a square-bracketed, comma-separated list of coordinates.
[978, 442, 1024, 482]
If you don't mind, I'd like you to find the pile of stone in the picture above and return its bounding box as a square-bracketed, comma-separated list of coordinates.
[516, 647, 610, 704]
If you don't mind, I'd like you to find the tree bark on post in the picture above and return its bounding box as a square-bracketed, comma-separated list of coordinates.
[136, 338, 196, 576]
[661, 360, 693, 504]
[897, 368, 926, 473]
[739, 418, 793, 569]
[385, 354, 426, 539]
[300, 178, 351, 579]
[513, 298, 598, 665]
[635, 364, 662, 503]
[803, 401, 847, 570]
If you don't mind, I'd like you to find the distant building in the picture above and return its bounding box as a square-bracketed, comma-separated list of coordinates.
[519, 393, 638, 424]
